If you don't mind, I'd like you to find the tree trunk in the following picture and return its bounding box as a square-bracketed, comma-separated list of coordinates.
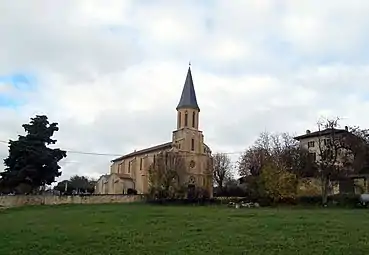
[321, 175, 329, 206]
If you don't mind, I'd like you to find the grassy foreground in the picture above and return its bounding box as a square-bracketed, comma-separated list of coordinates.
[1, 204, 369, 255]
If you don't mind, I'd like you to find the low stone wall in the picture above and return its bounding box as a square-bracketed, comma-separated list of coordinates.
[0, 194, 144, 208]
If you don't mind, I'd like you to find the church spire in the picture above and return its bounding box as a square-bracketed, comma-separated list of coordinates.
[176, 65, 200, 112]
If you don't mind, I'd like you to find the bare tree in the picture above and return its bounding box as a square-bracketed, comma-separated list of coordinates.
[238, 146, 270, 176]
[238, 132, 310, 177]
[147, 151, 187, 199]
[213, 153, 233, 192]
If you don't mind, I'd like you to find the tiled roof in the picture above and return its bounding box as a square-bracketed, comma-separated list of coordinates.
[111, 142, 172, 162]
[294, 128, 349, 140]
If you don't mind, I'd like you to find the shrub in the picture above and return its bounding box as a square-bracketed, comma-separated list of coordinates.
[297, 195, 322, 206]
[145, 198, 221, 206]
[259, 163, 298, 203]
[297, 194, 361, 207]
[330, 194, 361, 207]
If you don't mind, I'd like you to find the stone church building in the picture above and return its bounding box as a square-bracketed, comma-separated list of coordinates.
[95, 66, 213, 195]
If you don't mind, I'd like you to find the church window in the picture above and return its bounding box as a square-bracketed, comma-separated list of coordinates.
[191, 139, 195, 151]
[190, 160, 196, 168]
[178, 112, 181, 128]
[185, 111, 188, 126]
[140, 158, 143, 170]
[192, 112, 195, 128]
[189, 176, 196, 184]
[128, 162, 131, 173]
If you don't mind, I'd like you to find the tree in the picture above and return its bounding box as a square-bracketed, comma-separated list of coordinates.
[54, 180, 73, 194]
[238, 146, 269, 176]
[54, 176, 97, 194]
[87, 179, 97, 193]
[69, 175, 90, 193]
[238, 132, 311, 177]
[213, 153, 233, 192]
[1, 115, 67, 193]
[148, 151, 187, 199]
[259, 163, 298, 203]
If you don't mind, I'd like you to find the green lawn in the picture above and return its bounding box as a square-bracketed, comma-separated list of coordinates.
[1, 204, 369, 255]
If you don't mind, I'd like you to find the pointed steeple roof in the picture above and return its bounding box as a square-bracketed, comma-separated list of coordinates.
[176, 66, 200, 111]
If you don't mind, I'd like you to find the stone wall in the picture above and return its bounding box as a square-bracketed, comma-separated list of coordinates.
[0, 194, 144, 208]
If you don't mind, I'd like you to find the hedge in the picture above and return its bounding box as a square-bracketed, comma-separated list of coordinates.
[145, 194, 363, 207]
[145, 198, 221, 206]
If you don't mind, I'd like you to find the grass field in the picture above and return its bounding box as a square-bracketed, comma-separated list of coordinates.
[1, 204, 369, 255]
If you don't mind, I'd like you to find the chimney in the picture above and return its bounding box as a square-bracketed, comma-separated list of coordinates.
[345, 126, 348, 131]
[306, 130, 311, 134]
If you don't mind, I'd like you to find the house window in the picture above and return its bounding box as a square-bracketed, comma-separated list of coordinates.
[309, 152, 317, 161]
[308, 141, 315, 148]
[192, 112, 196, 128]
[191, 139, 195, 151]
[324, 139, 331, 146]
[185, 111, 188, 126]
[178, 112, 181, 128]
[140, 158, 143, 170]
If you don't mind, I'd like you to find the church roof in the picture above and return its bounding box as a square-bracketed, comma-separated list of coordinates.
[111, 142, 172, 162]
[111, 141, 212, 163]
[176, 66, 200, 111]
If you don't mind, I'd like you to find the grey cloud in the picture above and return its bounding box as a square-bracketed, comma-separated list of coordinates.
[2, 1, 369, 181]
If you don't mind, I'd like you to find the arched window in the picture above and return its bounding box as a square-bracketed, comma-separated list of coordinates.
[192, 111, 196, 128]
[185, 111, 188, 126]
[178, 112, 181, 128]
[191, 138, 195, 151]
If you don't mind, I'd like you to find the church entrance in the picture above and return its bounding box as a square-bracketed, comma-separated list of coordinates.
[187, 175, 197, 199]
[187, 184, 196, 199]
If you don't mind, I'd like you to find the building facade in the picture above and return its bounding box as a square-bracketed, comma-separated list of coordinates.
[95, 66, 213, 195]
[294, 127, 368, 194]
[294, 127, 350, 164]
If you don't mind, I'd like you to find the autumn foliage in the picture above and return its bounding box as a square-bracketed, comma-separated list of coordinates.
[258, 163, 298, 203]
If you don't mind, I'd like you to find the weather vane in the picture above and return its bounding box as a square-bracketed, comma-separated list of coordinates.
[189, 61, 191, 67]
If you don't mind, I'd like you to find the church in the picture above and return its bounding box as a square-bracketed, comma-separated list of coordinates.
[95, 66, 213, 196]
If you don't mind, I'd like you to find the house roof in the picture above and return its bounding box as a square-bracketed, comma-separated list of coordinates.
[111, 142, 172, 162]
[294, 128, 349, 140]
[176, 66, 200, 111]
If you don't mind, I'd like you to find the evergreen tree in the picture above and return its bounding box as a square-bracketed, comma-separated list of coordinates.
[1, 115, 67, 193]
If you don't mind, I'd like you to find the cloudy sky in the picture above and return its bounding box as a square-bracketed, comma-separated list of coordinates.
[1, 0, 369, 181]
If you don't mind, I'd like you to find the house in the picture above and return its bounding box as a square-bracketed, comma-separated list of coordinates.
[294, 126, 351, 164]
[294, 127, 369, 194]
[95, 66, 213, 195]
